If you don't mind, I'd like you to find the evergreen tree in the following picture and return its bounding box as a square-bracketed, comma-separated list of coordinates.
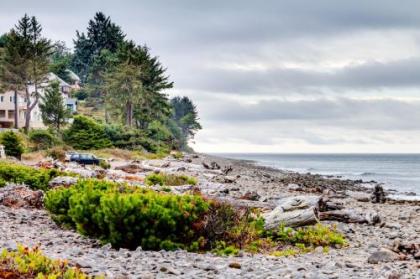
[49, 41, 73, 83]
[115, 41, 173, 129]
[12, 14, 53, 133]
[71, 12, 125, 83]
[171, 96, 202, 139]
[39, 81, 71, 131]
[0, 31, 28, 129]
[104, 62, 143, 127]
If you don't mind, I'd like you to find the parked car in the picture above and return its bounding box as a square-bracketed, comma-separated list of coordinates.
[70, 153, 100, 165]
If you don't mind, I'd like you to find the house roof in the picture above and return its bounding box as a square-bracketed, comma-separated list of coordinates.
[47, 72, 70, 87]
[65, 69, 81, 82]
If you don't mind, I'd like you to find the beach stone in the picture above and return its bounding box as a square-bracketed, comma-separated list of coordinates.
[368, 249, 400, 264]
[48, 176, 78, 188]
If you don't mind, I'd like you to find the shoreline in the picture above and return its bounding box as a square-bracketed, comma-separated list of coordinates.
[207, 153, 420, 201]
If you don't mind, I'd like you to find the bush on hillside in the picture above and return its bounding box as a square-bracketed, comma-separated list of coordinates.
[46, 146, 68, 161]
[63, 115, 112, 150]
[145, 172, 197, 186]
[0, 131, 24, 159]
[0, 161, 66, 190]
[45, 179, 209, 250]
[29, 129, 58, 150]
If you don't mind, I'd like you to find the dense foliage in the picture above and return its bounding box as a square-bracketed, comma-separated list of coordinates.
[0, 161, 64, 190]
[39, 81, 72, 131]
[45, 179, 209, 250]
[0, 131, 25, 159]
[63, 115, 111, 150]
[29, 129, 58, 150]
[0, 245, 100, 279]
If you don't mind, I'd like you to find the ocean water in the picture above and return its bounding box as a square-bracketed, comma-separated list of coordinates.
[216, 153, 420, 196]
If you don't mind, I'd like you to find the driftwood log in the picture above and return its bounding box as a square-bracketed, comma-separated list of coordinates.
[263, 196, 322, 229]
[319, 210, 381, 224]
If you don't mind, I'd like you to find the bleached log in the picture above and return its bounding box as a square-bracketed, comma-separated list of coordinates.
[319, 210, 381, 224]
[264, 207, 319, 229]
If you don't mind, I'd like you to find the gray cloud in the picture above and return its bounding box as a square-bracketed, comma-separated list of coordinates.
[1, 1, 420, 151]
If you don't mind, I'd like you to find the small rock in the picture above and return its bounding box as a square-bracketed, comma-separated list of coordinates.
[368, 249, 400, 264]
[228, 262, 241, 269]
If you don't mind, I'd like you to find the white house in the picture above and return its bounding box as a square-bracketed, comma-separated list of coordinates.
[0, 72, 78, 128]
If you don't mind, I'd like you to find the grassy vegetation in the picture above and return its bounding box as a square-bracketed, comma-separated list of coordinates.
[0, 161, 69, 190]
[145, 172, 198, 186]
[90, 148, 167, 161]
[0, 245, 101, 278]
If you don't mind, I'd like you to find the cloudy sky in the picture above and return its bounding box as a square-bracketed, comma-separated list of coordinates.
[2, 0, 420, 153]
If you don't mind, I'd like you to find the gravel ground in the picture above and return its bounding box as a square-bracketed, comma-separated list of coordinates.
[0, 154, 419, 278]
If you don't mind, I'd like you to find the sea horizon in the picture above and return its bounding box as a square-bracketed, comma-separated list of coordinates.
[213, 152, 420, 198]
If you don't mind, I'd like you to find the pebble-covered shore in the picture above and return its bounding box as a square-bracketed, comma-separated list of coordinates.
[0, 154, 419, 278]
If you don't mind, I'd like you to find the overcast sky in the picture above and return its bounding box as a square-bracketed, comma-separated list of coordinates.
[2, 1, 420, 153]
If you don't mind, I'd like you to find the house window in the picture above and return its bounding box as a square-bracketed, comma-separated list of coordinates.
[8, 110, 14, 119]
[9, 96, 13, 102]
[0, 96, 3, 102]
[0, 110, 5, 118]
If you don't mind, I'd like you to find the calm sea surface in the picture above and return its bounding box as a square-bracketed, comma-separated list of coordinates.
[215, 153, 420, 197]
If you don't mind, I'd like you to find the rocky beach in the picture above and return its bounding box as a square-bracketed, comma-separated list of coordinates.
[0, 153, 419, 279]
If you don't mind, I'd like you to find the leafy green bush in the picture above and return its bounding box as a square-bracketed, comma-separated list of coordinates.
[0, 161, 64, 190]
[0, 131, 25, 159]
[46, 146, 67, 161]
[0, 244, 101, 278]
[45, 179, 209, 250]
[29, 129, 58, 150]
[99, 160, 111, 169]
[63, 115, 112, 150]
[145, 172, 197, 186]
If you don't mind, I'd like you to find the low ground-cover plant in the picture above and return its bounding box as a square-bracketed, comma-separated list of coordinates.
[145, 172, 197, 186]
[0, 161, 66, 190]
[0, 244, 101, 279]
[45, 179, 209, 250]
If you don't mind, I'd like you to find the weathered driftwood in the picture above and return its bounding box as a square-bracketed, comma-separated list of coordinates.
[319, 210, 381, 224]
[264, 207, 319, 229]
[263, 195, 322, 229]
[371, 184, 386, 203]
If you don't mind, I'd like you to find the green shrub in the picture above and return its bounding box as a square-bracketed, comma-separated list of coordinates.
[45, 179, 209, 250]
[0, 131, 24, 159]
[99, 160, 111, 169]
[145, 172, 197, 186]
[63, 115, 112, 150]
[0, 161, 64, 190]
[47, 146, 67, 161]
[0, 244, 101, 278]
[29, 129, 58, 150]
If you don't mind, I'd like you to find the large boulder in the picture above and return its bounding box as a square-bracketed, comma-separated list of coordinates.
[48, 176, 78, 188]
[368, 248, 401, 264]
[0, 184, 43, 209]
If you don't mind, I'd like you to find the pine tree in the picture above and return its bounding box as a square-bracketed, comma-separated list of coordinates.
[0, 31, 28, 129]
[8, 14, 53, 133]
[171, 96, 202, 139]
[71, 12, 125, 83]
[104, 62, 143, 127]
[39, 81, 71, 131]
